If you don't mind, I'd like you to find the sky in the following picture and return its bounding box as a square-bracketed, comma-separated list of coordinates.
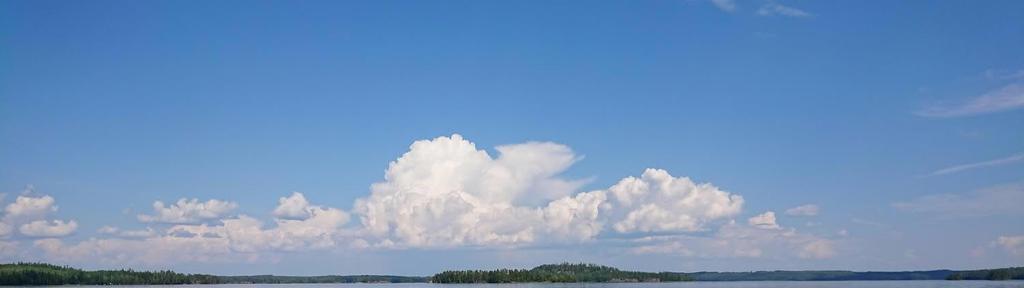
[1, 0, 1023, 276]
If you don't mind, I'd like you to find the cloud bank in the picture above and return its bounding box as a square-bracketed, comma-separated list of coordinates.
[785, 204, 820, 216]
[997, 235, 1024, 256]
[3, 134, 839, 265]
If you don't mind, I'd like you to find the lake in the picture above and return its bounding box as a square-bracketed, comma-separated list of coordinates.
[11, 282, 1024, 288]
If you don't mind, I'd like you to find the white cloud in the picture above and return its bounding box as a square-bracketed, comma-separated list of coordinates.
[270, 205, 350, 251]
[917, 83, 1024, 117]
[353, 134, 591, 248]
[893, 183, 1024, 218]
[609, 169, 744, 233]
[4, 195, 57, 221]
[1, 193, 76, 238]
[785, 204, 820, 216]
[757, 2, 812, 17]
[710, 0, 736, 12]
[163, 196, 350, 253]
[273, 192, 313, 220]
[748, 211, 780, 229]
[19, 220, 78, 237]
[21, 134, 843, 266]
[541, 191, 606, 242]
[138, 198, 238, 224]
[353, 135, 744, 248]
[97, 226, 158, 238]
[997, 235, 1024, 256]
[98, 225, 118, 234]
[930, 153, 1024, 176]
[40, 192, 352, 264]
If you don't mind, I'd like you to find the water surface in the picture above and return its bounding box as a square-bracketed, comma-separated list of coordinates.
[21, 282, 1024, 288]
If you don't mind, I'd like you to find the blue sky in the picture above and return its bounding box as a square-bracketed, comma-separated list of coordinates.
[1, 0, 1023, 275]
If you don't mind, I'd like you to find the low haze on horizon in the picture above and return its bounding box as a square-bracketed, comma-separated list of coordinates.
[1, 0, 1023, 276]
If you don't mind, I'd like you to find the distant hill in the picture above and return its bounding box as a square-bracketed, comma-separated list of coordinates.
[432, 263, 692, 283]
[945, 267, 1024, 280]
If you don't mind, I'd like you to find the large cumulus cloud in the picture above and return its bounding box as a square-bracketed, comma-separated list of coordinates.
[353, 135, 590, 247]
[351, 134, 745, 248]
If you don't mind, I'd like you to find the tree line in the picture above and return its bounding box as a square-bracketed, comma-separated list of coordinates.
[218, 274, 427, 283]
[0, 263, 221, 285]
[0, 262, 426, 285]
[946, 267, 1024, 280]
[3, 262, 1023, 285]
[431, 263, 692, 283]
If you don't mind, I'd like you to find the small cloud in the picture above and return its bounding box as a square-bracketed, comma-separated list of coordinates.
[98, 226, 157, 238]
[97, 225, 118, 234]
[757, 2, 812, 17]
[929, 153, 1024, 176]
[917, 83, 1024, 117]
[997, 235, 1024, 256]
[748, 211, 781, 229]
[273, 192, 313, 220]
[710, 0, 736, 12]
[19, 219, 77, 237]
[3, 195, 57, 221]
[785, 204, 820, 216]
[137, 198, 238, 224]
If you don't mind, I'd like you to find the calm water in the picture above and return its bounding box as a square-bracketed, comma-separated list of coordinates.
[19, 282, 1024, 288]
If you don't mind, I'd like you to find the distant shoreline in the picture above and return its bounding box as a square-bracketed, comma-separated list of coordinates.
[2, 262, 1022, 285]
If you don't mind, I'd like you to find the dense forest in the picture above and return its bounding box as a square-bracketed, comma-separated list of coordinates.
[0, 263, 423, 285]
[0, 263, 221, 285]
[945, 267, 1024, 280]
[434, 263, 1024, 283]
[431, 263, 692, 283]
